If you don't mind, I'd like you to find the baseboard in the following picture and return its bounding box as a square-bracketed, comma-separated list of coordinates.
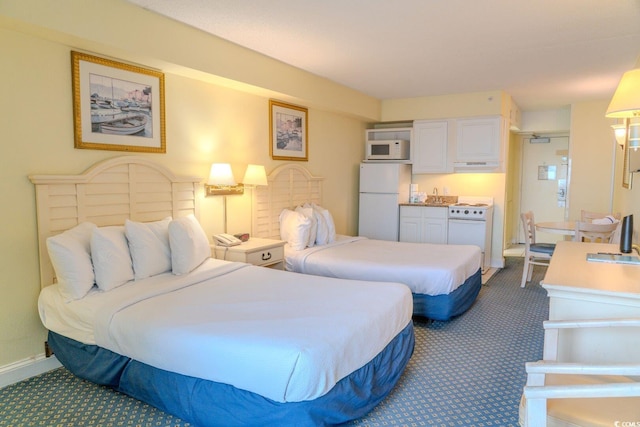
[0, 353, 61, 389]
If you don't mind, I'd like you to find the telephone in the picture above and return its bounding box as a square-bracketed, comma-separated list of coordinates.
[213, 233, 242, 247]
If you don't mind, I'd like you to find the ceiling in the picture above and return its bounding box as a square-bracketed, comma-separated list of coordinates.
[128, 0, 640, 111]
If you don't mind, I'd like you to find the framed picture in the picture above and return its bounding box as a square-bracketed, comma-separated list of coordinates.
[269, 100, 308, 161]
[71, 51, 166, 153]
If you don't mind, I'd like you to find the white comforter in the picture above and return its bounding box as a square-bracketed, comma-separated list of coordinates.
[286, 236, 482, 296]
[39, 258, 412, 403]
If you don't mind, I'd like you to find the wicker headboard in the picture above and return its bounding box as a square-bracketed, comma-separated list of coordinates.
[29, 156, 202, 288]
[254, 164, 324, 240]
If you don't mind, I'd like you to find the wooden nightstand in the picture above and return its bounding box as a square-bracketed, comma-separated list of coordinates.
[213, 238, 286, 270]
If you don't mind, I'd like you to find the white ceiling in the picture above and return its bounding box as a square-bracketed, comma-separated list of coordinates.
[128, 0, 640, 111]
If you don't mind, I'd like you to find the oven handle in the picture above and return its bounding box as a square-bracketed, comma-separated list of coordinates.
[448, 218, 485, 223]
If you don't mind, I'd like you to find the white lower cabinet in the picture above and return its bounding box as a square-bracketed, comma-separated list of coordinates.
[399, 206, 448, 244]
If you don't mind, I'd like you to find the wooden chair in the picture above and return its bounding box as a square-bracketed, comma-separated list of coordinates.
[521, 211, 555, 288]
[519, 318, 640, 426]
[573, 221, 618, 243]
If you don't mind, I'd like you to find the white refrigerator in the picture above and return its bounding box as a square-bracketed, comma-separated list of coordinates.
[358, 163, 412, 241]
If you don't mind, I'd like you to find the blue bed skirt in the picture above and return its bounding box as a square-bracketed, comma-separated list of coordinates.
[413, 268, 482, 321]
[48, 322, 414, 427]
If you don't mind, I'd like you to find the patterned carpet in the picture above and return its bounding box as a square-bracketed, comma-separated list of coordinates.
[0, 257, 548, 427]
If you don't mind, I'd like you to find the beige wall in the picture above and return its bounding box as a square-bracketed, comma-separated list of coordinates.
[568, 101, 617, 218]
[0, 2, 371, 367]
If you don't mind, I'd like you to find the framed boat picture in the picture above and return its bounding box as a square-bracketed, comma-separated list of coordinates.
[71, 51, 166, 153]
[269, 99, 308, 161]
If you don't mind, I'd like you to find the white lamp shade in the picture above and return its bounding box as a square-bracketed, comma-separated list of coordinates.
[242, 164, 268, 186]
[606, 68, 640, 118]
[207, 163, 236, 185]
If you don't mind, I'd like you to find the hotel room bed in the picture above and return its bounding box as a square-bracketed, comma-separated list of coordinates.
[30, 157, 415, 427]
[254, 164, 483, 321]
[285, 235, 482, 320]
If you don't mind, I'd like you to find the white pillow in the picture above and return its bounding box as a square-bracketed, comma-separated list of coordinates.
[295, 206, 317, 248]
[308, 205, 329, 245]
[46, 222, 97, 301]
[125, 217, 172, 279]
[279, 209, 312, 251]
[168, 215, 211, 275]
[312, 203, 336, 243]
[91, 226, 135, 291]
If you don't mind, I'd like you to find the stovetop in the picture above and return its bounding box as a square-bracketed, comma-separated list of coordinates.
[448, 196, 493, 220]
[451, 203, 489, 207]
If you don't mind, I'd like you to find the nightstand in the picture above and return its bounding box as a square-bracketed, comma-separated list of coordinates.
[213, 238, 286, 270]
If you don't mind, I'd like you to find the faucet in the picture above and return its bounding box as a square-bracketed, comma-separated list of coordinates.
[433, 187, 440, 204]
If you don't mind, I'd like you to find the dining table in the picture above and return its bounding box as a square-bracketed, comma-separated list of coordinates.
[535, 221, 576, 236]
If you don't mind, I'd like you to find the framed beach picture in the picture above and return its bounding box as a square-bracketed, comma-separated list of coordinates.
[269, 100, 308, 161]
[71, 51, 166, 153]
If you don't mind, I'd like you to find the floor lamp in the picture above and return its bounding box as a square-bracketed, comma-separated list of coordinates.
[242, 164, 268, 236]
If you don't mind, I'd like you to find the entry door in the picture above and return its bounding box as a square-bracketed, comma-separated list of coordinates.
[519, 135, 569, 244]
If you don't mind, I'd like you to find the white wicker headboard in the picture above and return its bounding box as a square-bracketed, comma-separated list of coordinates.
[29, 156, 202, 288]
[254, 164, 324, 239]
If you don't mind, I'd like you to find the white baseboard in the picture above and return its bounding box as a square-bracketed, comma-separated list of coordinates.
[0, 353, 61, 389]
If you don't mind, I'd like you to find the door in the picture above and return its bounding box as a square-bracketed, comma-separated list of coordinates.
[358, 193, 400, 241]
[360, 163, 401, 193]
[519, 135, 569, 244]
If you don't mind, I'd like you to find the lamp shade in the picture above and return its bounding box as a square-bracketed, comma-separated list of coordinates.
[242, 164, 268, 186]
[207, 163, 236, 185]
[606, 68, 640, 118]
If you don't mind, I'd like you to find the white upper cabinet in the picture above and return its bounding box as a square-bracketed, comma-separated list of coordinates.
[412, 120, 452, 173]
[454, 116, 503, 170]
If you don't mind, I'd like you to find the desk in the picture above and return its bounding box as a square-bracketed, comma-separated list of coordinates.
[541, 241, 640, 363]
[536, 221, 575, 236]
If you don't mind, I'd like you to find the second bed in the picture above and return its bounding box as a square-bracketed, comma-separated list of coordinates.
[254, 164, 483, 321]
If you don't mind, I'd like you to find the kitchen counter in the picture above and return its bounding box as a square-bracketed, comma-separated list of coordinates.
[400, 195, 458, 207]
[400, 202, 450, 207]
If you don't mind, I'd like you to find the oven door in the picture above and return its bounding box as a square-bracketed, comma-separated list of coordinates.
[447, 219, 486, 250]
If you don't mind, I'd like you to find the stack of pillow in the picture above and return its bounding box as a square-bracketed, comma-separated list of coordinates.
[279, 203, 336, 251]
[46, 214, 211, 302]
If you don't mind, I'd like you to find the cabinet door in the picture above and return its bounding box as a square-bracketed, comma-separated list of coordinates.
[456, 117, 501, 162]
[423, 218, 447, 244]
[412, 120, 450, 173]
[399, 206, 422, 242]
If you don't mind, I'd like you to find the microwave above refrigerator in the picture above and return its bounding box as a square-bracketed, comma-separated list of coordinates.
[365, 139, 410, 161]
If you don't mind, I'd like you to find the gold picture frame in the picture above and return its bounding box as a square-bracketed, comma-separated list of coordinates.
[269, 99, 308, 161]
[71, 51, 166, 153]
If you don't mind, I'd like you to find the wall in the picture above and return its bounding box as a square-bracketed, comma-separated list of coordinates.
[569, 101, 618, 218]
[0, 1, 373, 369]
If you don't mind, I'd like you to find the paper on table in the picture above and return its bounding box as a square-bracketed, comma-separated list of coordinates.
[586, 253, 640, 265]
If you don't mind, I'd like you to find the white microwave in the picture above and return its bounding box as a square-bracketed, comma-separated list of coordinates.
[365, 139, 410, 160]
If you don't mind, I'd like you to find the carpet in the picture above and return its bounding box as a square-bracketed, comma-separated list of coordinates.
[0, 257, 548, 426]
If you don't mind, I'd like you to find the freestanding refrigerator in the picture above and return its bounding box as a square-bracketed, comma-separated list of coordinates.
[358, 162, 412, 241]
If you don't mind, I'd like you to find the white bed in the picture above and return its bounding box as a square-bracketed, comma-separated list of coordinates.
[254, 164, 483, 320]
[30, 156, 415, 426]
